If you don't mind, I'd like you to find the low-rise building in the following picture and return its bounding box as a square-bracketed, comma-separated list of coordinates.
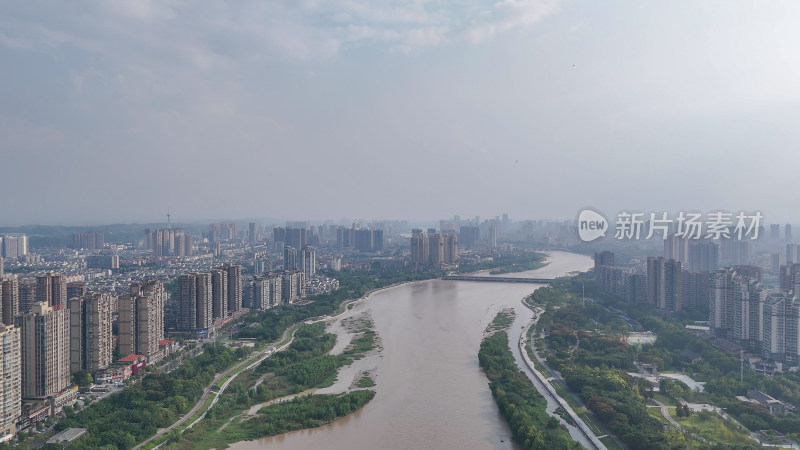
[46, 427, 87, 446]
[748, 390, 785, 416]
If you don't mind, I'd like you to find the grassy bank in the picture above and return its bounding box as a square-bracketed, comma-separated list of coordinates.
[162, 321, 377, 448]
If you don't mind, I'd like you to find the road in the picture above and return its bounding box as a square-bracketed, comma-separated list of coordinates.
[651, 399, 681, 428]
[518, 305, 607, 450]
[132, 323, 302, 450]
[184, 326, 302, 431]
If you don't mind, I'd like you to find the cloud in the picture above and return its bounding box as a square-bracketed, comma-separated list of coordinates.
[0, 1, 559, 64]
[463, 0, 559, 43]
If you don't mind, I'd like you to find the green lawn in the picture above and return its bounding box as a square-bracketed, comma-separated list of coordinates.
[653, 392, 677, 406]
[648, 406, 668, 423]
[672, 410, 754, 447]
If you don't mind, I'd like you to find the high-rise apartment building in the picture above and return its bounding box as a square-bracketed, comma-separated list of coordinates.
[145, 228, 192, 257]
[285, 227, 306, 251]
[788, 244, 800, 265]
[624, 273, 647, 305]
[354, 229, 383, 252]
[273, 226, 286, 246]
[429, 234, 446, 267]
[336, 227, 383, 252]
[771, 253, 782, 275]
[284, 245, 299, 270]
[664, 234, 689, 264]
[17, 283, 35, 314]
[71, 232, 104, 251]
[720, 239, 749, 266]
[771, 224, 781, 240]
[86, 254, 119, 269]
[762, 293, 797, 364]
[282, 271, 306, 304]
[681, 271, 711, 311]
[688, 241, 719, 273]
[597, 265, 625, 298]
[301, 245, 316, 278]
[211, 268, 228, 319]
[0, 235, 27, 259]
[36, 273, 68, 308]
[252, 275, 282, 310]
[208, 223, 237, 242]
[66, 282, 87, 301]
[0, 324, 20, 443]
[444, 234, 458, 264]
[336, 227, 354, 249]
[69, 293, 112, 374]
[249, 222, 258, 245]
[118, 281, 165, 359]
[19, 303, 70, 398]
[594, 251, 615, 284]
[709, 267, 766, 351]
[222, 264, 242, 312]
[1, 279, 18, 326]
[646, 257, 682, 312]
[410, 232, 429, 266]
[459, 226, 480, 249]
[488, 226, 498, 249]
[787, 224, 793, 243]
[178, 273, 213, 332]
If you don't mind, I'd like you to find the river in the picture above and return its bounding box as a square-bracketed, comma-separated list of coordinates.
[229, 251, 593, 450]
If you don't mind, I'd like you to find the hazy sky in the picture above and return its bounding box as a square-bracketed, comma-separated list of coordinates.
[2, 1, 800, 226]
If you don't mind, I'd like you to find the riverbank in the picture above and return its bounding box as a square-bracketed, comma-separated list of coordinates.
[479, 314, 582, 450]
[516, 305, 607, 450]
[223, 250, 594, 450]
[162, 319, 380, 449]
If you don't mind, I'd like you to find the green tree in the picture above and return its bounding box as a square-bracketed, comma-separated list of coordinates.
[72, 371, 93, 387]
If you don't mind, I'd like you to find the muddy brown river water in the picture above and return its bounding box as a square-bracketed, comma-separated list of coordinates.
[229, 251, 593, 450]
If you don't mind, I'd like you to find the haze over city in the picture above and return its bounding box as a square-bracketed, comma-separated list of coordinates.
[3, 1, 800, 225]
[6, 3, 800, 449]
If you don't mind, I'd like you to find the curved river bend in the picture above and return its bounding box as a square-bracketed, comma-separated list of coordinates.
[230, 251, 593, 450]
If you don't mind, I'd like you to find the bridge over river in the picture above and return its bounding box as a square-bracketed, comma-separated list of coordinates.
[441, 275, 555, 284]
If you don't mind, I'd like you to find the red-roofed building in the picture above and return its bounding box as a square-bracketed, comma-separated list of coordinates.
[118, 354, 146, 375]
[118, 354, 143, 363]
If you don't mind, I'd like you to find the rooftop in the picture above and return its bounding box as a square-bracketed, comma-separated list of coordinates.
[119, 354, 144, 363]
[47, 428, 87, 444]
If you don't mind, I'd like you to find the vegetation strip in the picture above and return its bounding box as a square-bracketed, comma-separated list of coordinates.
[479, 310, 581, 450]
[162, 321, 377, 448]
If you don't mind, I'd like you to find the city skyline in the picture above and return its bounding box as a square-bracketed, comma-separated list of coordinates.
[5, 2, 800, 447]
